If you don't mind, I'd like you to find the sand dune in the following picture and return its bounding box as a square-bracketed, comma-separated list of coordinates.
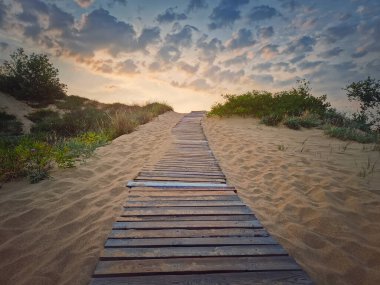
[0, 111, 183, 285]
[203, 117, 380, 285]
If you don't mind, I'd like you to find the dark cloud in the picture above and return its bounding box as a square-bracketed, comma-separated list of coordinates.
[117, 59, 139, 74]
[0, 1, 6, 27]
[319, 47, 343, 58]
[258, 44, 279, 59]
[351, 50, 367, 58]
[108, 0, 127, 8]
[187, 0, 208, 13]
[177, 61, 199, 73]
[148, 61, 161, 72]
[250, 74, 274, 83]
[298, 60, 324, 70]
[208, 0, 249, 30]
[252, 62, 272, 71]
[222, 53, 248, 67]
[365, 59, 380, 74]
[48, 4, 74, 31]
[272, 62, 296, 73]
[187, 78, 211, 90]
[156, 7, 187, 24]
[290, 54, 305, 63]
[277, 0, 298, 11]
[257, 26, 274, 39]
[165, 25, 198, 48]
[0, 41, 9, 51]
[333, 61, 356, 71]
[137, 27, 161, 50]
[227, 28, 255, 49]
[204, 65, 245, 83]
[283, 35, 316, 54]
[247, 5, 281, 22]
[196, 35, 224, 62]
[157, 45, 181, 62]
[324, 24, 356, 43]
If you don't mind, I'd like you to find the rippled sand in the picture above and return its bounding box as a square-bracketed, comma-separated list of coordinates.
[203, 116, 380, 285]
[0, 112, 183, 285]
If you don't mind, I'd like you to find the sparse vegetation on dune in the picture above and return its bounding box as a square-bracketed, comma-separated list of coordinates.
[0, 49, 173, 184]
[208, 79, 379, 144]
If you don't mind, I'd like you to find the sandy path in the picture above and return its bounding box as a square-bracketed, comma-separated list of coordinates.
[203, 117, 380, 285]
[0, 111, 183, 285]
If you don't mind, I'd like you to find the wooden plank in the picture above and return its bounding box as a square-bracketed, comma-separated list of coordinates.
[139, 171, 225, 177]
[124, 200, 245, 207]
[93, 256, 301, 277]
[122, 206, 252, 216]
[127, 190, 237, 196]
[127, 181, 229, 188]
[117, 215, 256, 222]
[134, 177, 226, 183]
[113, 220, 262, 230]
[90, 271, 314, 285]
[105, 236, 277, 247]
[101, 245, 287, 260]
[126, 195, 240, 201]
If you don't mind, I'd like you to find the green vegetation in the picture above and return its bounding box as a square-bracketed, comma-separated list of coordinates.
[0, 49, 173, 184]
[208, 79, 379, 144]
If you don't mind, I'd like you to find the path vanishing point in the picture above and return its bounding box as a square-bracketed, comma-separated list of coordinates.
[90, 111, 314, 284]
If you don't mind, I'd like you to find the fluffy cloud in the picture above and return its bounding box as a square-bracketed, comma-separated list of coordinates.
[318, 47, 343, 58]
[283, 35, 316, 54]
[222, 53, 249, 67]
[137, 27, 161, 50]
[117, 59, 139, 74]
[156, 7, 187, 24]
[227, 28, 256, 49]
[324, 24, 356, 43]
[259, 44, 279, 59]
[187, 0, 208, 13]
[177, 61, 199, 73]
[75, 0, 94, 8]
[208, 0, 249, 30]
[247, 5, 281, 22]
[165, 25, 198, 48]
[157, 45, 181, 62]
[257, 26, 274, 39]
[298, 60, 324, 70]
[196, 35, 224, 62]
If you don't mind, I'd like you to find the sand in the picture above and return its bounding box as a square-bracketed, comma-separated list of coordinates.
[203, 117, 380, 285]
[0, 111, 183, 285]
[1, 112, 380, 285]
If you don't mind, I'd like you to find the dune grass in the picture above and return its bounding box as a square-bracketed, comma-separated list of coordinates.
[0, 99, 173, 183]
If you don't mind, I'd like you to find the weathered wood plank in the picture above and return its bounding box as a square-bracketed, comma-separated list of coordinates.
[134, 177, 226, 183]
[90, 271, 314, 285]
[127, 181, 229, 188]
[122, 206, 252, 216]
[124, 200, 245, 207]
[126, 195, 240, 201]
[127, 190, 237, 196]
[139, 171, 225, 177]
[116, 215, 256, 222]
[93, 256, 301, 277]
[101, 245, 287, 260]
[113, 220, 262, 230]
[105, 236, 277, 247]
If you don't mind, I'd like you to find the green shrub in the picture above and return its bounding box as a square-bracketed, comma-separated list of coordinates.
[260, 114, 283, 126]
[0, 111, 23, 136]
[27, 109, 60, 123]
[324, 126, 378, 143]
[299, 113, 322, 128]
[0, 48, 66, 106]
[55, 95, 91, 111]
[284, 117, 302, 130]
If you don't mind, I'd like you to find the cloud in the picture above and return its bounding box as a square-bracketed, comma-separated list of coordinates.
[196, 35, 224, 62]
[272, 62, 296, 73]
[257, 26, 274, 39]
[298, 60, 324, 70]
[208, 0, 249, 30]
[0, 41, 9, 51]
[324, 24, 356, 43]
[222, 52, 248, 67]
[165, 25, 198, 48]
[252, 62, 272, 71]
[177, 61, 199, 73]
[107, 0, 127, 8]
[283, 35, 316, 54]
[226, 28, 255, 49]
[148, 61, 161, 72]
[351, 49, 367, 58]
[333, 61, 356, 71]
[250, 74, 274, 83]
[187, 0, 208, 13]
[75, 0, 94, 8]
[318, 47, 343, 58]
[187, 78, 211, 90]
[157, 45, 181, 62]
[290, 54, 305, 63]
[259, 44, 279, 59]
[247, 5, 281, 22]
[137, 27, 161, 50]
[117, 59, 139, 74]
[156, 7, 187, 24]
[204, 65, 245, 83]
[277, 0, 299, 11]
[0, 1, 6, 27]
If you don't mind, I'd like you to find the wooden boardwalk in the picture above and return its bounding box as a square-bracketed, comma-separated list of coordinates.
[90, 111, 314, 284]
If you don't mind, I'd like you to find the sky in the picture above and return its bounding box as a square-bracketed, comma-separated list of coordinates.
[0, 0, 379, 112]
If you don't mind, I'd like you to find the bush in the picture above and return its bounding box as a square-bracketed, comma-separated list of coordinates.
[260, 114, 283, 126]
[0, 111, 23, 136]
[324, 126, 378, 144]
[284, 117, 302, 130]
[0, 48, 66, 106]
[299, 113, 322, 128]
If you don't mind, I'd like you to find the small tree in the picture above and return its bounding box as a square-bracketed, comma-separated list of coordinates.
[0, 48, 67, 106]
[344, 76, 380, 131]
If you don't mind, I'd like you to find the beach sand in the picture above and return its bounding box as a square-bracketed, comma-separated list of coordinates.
[0, 111, 183, 285]
[203, 116, 380, 285]
[1, 112, 380, 285]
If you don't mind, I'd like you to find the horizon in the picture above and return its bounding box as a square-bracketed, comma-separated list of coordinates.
[0, 0, 379, 112]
